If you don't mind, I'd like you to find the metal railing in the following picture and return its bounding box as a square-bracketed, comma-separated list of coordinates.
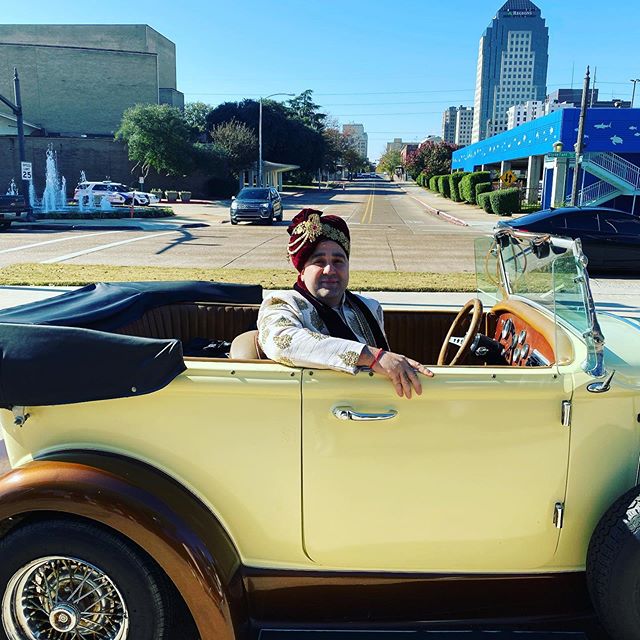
[576, 180, 620, 206]
[582, 152, 640, 189]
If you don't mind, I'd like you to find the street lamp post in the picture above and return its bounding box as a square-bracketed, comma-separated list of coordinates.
[630, 78, 640, 108]
[0, 68, 27, 196]
[258, 92, 294, 187]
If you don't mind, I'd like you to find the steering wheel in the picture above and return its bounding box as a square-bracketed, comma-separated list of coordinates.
[437, 298, 484, 366]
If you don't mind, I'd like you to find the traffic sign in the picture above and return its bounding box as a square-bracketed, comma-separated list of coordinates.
[547, 152, 575, 158]
[20, 161, 32, 181]
[500, 170, 517, 186]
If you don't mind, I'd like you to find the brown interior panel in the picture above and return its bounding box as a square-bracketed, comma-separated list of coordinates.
[111, 300, 572, 367]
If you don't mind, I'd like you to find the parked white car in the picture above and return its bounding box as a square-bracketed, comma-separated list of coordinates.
[74, 181, 159, 207]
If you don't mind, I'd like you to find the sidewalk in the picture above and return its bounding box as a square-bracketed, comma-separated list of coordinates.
[10, 201, 230, 232]
[9, 191, 311, 232]
[399, 182, 525, 228]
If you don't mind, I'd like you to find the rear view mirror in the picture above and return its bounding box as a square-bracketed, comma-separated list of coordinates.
[531, 241, 550, 259]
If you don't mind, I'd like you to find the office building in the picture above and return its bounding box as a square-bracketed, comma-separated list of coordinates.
[343, 123, 368, 159]
[454, 106, 474, 145]
[471, 0, 549, 142]
[442, 107, 457, 144]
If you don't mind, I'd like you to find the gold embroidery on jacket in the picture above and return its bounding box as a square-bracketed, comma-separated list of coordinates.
[304, 329, 328, 340]
[310, 309, 325, 331]
[274, 334, 293, 350]
[338, 350, 359, 367]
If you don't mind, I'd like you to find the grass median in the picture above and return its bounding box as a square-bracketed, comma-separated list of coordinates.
[0, 264, 476, 292]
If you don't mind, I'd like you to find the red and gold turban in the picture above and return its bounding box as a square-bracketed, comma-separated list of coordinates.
[287, 209, 351, 272]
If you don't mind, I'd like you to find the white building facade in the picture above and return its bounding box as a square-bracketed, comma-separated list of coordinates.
[454, 107, 474, 145]
[342, 123, 368, 159]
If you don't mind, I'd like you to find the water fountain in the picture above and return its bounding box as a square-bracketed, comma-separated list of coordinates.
[26, 147, 121, 216]
[39, 145, 67, 213]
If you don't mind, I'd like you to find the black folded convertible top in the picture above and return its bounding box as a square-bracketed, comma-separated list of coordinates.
[0, 281, 263, 408]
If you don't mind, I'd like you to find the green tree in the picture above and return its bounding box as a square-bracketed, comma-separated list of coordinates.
[286, 90, 327, 132]
[378, 148, 402, 176]
[205, 99, 325, 174]
[184, 101, 212, 141]
[210, 119, 258, 177]
[116, 104, 194, 177]
[342, 144, 369, 174]
[405, 141, 459, 181]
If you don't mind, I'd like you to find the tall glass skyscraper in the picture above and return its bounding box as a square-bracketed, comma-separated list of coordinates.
[471, 0, 549, 143]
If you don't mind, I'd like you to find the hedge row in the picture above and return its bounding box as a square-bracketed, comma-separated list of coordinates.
[477, 188, 520, 215]
[459, 171, 490, 204]
[414, 169, 520, 217]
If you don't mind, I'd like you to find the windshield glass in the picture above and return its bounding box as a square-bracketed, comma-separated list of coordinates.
[238, 188, 269, 199]
[500, 234, 566, 316]
[486, 230, 606, 375]
[552, 252, 590, 336]
[474, 236, 501, 306]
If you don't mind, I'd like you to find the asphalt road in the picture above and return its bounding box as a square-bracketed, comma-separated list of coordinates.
[0, 178, 491, 273]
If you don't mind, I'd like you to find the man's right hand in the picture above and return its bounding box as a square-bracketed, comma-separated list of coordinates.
[360, 348, 434, 399]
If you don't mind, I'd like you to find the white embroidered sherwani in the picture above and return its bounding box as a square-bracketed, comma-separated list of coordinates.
[257, 291, 385, 374]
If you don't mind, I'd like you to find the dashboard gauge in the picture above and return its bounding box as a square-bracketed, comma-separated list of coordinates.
[521, 344, 530, 360]
[517, 329, 527, 345]
[501, 318, 514, 340]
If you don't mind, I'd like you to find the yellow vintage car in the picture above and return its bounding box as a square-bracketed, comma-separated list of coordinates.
[0, 229, 639, 640]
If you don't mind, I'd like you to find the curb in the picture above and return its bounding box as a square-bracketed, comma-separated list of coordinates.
[11, 221, 209, 232]
[408, 195, 469, 227]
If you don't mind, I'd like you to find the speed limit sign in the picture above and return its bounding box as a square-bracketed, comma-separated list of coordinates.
[21, 162, 32, 181]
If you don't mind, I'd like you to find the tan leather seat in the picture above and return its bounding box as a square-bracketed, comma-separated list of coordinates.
[230, 330, 266, 360]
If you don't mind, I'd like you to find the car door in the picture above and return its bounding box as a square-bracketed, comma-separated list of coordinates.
[565, 212, 605, 269]
[301, 365, 571, 572]
[271, 188, 281, 215]
[597, 212, 640, 271]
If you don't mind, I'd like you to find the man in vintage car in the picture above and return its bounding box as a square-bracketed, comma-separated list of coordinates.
[258, 208, 433, 398]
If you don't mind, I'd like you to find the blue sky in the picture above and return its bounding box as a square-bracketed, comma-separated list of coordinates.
[3, 0, 638, 159]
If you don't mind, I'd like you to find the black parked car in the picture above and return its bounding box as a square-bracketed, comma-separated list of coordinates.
[497, 207, 640, 273]
[230, 187, 283, 225]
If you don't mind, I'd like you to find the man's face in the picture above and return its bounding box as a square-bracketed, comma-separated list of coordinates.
[301, 240, 349, 307]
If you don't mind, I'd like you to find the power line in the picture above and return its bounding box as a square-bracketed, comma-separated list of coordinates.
[182, 88, 473, 97]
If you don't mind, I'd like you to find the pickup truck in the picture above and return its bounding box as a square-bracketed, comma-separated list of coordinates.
[1, 233, 640, 640]
[0, 194, 31, 230]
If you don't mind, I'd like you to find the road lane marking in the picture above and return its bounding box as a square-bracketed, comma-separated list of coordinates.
[0, 231, 122, 255]
[360, 192, 372, 224]
[360, 188, 376, 224]
[40, 231, 176, 264]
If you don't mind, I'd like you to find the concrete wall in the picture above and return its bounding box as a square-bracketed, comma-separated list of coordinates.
[0, 44, 158, 135]
[0, 24, 183, 135]
[0, 24, 177, 89]
[0, 136, 217, 199]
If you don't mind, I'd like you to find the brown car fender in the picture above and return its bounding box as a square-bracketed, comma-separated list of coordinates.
[0, 449, 248, 640]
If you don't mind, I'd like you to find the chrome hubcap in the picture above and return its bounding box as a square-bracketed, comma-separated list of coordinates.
[49, 603, 78, 632]
[2, 555, 129, 639]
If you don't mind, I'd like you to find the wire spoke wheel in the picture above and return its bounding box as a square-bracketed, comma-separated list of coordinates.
[2, 556, 129, 640]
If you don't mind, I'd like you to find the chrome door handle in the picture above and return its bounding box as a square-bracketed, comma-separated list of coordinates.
[332, 406, 398, 422]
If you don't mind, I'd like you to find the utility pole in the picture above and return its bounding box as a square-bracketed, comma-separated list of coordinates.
[258, 92, 294, 187]
[0, 68, 27, 196]
[630, 78, 640, 108]
[570, 66, 590, 207]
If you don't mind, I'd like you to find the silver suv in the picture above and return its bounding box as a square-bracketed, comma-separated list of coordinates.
[230, 187, 283, 225]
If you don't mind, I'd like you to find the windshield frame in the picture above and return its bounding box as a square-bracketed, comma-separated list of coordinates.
[492, 228, 606, 378]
